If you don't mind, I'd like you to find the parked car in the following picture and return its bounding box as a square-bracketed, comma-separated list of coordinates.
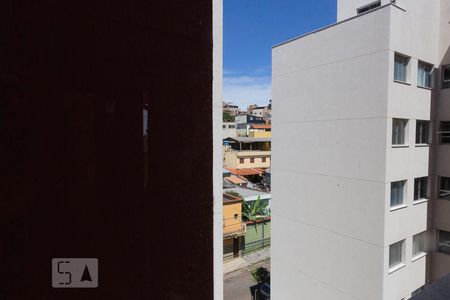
[259, 282, 270, 298]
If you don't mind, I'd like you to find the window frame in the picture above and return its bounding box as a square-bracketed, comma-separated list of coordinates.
[356, 1, 381, 14]
[262, 157, 267, 163]
[417, 61, 433, 89]
[390, 180, 407, 210]
[439, 176, 450, 201]
[250, 157, 255, 163]
[442, 65, 450, 89]
[394, 53, 411, 84]
[439, 121, 450, 144]
[414, 177, 428, 202]
[239, 158, 245, 164]
[389, 240, 405, 271]
[412, 232, 427, 260]
[392, 118, 409, 147]
[415, 120, 430, 145]
[437, 229, 450, 254]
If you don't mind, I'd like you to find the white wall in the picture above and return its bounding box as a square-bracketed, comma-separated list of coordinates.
[213, 0, 223, 298]
[272, 7, 391, 300]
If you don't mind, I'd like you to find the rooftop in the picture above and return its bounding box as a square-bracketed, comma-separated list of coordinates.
[224, 186, 270, 199]
[224, 137, 271, 143]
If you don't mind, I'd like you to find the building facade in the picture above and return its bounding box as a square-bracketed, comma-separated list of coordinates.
[273, 1, 450, 299]
[223, 122, 237, 138]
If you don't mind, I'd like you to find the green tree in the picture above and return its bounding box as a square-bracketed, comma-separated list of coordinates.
[250, 267, 270, 285]
[223, 111, 235, 122]
[242, 196, 270, 221]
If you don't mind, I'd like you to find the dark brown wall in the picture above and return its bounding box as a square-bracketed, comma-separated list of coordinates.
[0, 1, 213, 299]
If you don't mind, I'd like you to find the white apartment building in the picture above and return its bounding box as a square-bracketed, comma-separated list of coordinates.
[272, 1, 450, 299]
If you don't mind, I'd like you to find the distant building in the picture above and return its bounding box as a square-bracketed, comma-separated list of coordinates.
[223, 192, 246, 261]
[248, 124, 271, 138]
[223, 101, 241, 116]
[235, 114, 265, 136]
[222, 122, 237, 138]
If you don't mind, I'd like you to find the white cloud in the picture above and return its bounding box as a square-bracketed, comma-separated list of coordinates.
[223, 75, 271, 109]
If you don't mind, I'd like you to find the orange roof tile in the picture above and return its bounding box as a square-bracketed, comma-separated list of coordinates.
[250, 124, 271, 129]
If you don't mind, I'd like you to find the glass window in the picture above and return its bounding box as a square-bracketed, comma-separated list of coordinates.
[239, 158, 245, 164]
[229, 125, 236, 128]
[442, 65, 450, 89]
[391, 181, 406, 208]
[262, 157, 267, 163]
[357, 1, 381, 14]
[394, 53, 410, 82]
[438, 230, 450, 254]
[414, 177, 428, 201]
[440, 177, 450, 200]
[389, 240, 404, 268]
[439, 122, 450, 144]
[392, 119, 408, 145]
[416, 120, 430, 144]
[250, 158, 255, 163]
[413, 232, 426, 257]
[418, 61, 433, 88]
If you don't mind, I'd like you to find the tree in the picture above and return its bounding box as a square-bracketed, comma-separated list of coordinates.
[223, 111, 235, 122]
[250, 267, 270, 285]
[242, 196, 270, 221]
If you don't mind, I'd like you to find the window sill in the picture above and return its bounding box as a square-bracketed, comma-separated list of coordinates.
[417, 85, 433, 90]
[394, 80, 411, 86]
[412, 252, 427, 262]
[392, 144, 409, 148]
[415, 144, 430, 148]
[389, 263, 406, 274]
[390, 204, 407, 212]
[413, 199, 429, 205]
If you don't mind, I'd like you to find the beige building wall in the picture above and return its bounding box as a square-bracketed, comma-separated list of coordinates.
[223, 150, 271, 169]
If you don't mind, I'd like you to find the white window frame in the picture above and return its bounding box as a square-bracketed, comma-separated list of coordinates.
[390, 180, 406, 210]
[417, 61, 433, 89]
[389, 240, 405, 272]
[394, 53, 411, 83]
[415, 120, 430, 146]
[412, 232, 427, 260]
[392, 118, 409, 147]
[413, 177, 428, 202]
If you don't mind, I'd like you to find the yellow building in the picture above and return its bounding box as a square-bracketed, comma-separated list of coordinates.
[248, 124, 271, 138]
[223, 149, 271, 169]
[223, 193, 246, 261]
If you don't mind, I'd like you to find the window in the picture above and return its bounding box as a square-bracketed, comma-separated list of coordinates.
[391, 181, 406, 208]
[357, 1, 381, 14]
[417, 61, 433, 88]
[442, 65, 450, 89]
[438, 230, 450, 254]
[439, 121, 450, 144]
[416, 120, 430, 145]
[234, 214, 238, 220]
[440, 177, 450, 200]
[389, 240, 405, 269]
[229, 125, 236, 129]
[262, 157, 267, 163]
[222, 124, 226, 128]
[392, 119, 408, 145]
[239, 158, 245, 164]
[250, 158, 255, 163]
[394, 53, 410, 82]
[414, 177, 428, 201]
[413, 232, 426, 258]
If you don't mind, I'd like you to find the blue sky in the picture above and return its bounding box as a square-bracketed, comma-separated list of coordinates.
[224, 0, 336, 108]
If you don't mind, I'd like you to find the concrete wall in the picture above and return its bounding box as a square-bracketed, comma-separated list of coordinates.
[273, 1, 443, 299]
[223, 122, 237, 138]
[272, 7, 391, 300]
[223, 150, 271, 169]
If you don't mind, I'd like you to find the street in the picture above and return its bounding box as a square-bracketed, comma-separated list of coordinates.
[224, 260, 270, 300]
